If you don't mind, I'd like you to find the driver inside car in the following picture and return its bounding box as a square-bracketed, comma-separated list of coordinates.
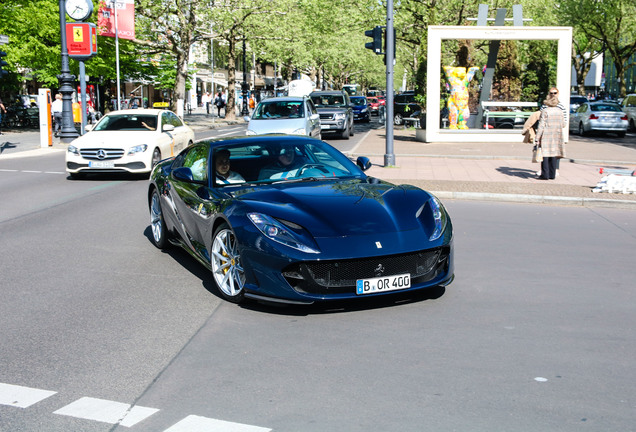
[258, 144, 306, 180]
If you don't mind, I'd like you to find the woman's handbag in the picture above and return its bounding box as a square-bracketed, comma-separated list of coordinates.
[532, 144, 543, 163]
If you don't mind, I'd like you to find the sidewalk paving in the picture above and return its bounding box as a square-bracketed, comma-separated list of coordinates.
[2, 107, 636, 208]
[347, 127, 636, 208]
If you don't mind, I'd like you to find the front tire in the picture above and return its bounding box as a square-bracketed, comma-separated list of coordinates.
[151, 148, 161, 168]
[211, 223, 246, 303]
[150, 189, 169, 249]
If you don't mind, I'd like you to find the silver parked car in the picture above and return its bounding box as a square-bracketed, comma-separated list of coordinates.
[569, 101, 629, 138]
[621, 94, 636, 132]
[245, 96, 321, 139]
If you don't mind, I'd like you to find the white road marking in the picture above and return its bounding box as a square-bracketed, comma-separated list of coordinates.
[0, 168, 19, 172]
[163, 415, 271, 432]
[0, 383, 57, 408]
[534, 377, 548, 382]
[22, 170, 43, 173]
[53, 397, 159, 427]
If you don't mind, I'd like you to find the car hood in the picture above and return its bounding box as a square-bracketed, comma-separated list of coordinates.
[247, 118, 307, 135]
[70, 130, 157, 148]
[315, 107, 348, 114]
[232, 181, 431, 238]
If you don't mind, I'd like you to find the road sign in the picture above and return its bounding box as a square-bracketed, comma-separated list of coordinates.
[0, 34, 9, 45]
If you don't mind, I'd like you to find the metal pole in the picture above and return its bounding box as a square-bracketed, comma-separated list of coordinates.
[384, 0, 395, 167]
[58, 0, 79, 143]
[114, 0, 121, 110]
[79, 60, 87, 134]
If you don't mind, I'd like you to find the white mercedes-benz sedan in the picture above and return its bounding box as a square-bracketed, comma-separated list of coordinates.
[66, 109, 194, 179]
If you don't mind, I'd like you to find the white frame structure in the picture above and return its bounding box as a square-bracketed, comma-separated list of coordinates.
[425, 26, 573, 143]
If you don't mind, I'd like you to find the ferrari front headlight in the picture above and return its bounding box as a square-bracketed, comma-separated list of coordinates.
[248, 212, 320, 254]
[428, 196, 447, 241]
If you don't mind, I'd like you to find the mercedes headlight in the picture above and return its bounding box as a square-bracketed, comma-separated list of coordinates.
[248, 212, 320, 254]
[292, 128, 307, 135]
[67, 145, 79, 155]
[128, 144, 148, 155]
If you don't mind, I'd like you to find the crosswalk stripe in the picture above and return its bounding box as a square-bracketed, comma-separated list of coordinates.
[163, 415, 272, 432]
[0, 383, 57, 408]
[53, 397, 159, 427]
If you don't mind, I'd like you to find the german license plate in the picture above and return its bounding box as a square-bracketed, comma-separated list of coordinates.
[320, 124, 332, 129]
[356, 273, 411, 295]
[88, 161, 115, 168]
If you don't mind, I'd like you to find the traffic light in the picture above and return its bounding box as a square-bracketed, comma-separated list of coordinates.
[0, 51, 8, 78]
[365, 26, 383, 54]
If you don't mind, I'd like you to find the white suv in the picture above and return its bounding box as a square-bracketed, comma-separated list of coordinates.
[621, 94, 636, 132]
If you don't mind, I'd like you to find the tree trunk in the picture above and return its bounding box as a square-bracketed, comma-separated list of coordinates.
[225, 38, 236, 121]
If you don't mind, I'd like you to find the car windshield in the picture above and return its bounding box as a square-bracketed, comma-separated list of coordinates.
[253, 101, 305, 119]
[211, 140, 364, 187]
[311, 95, 347, 108]
[351, 97, 367, 106]
[590, 104, 621, 112]
[93, 114, 157, 131]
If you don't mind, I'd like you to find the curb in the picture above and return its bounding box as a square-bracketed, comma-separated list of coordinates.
[432, 190, 636, 209]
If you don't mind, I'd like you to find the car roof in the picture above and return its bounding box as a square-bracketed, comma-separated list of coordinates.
[203, 134, 320, 148]
[310, 91, 345, 95]
[260, 96, 306, 103]
[104, 109, 171, 116]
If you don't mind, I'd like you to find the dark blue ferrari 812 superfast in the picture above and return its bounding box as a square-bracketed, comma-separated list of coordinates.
[148, 135, 453, 304]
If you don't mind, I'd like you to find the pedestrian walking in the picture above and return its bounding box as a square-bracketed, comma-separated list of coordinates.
[51, 93, 63, 137]
[535, 94, 565, 180]
[214, 92, 225, 117]
[202, 92, 211, 115]
[0, 96, 6, 135]
[129, 92, 139, 109]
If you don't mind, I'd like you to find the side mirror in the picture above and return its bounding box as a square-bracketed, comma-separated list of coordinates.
[85, 124, 93, 132]
[310, 113, 320, 120]
[243, 116, 251, 122]
[172, 166, 194, 182]
[356, 156, 372, 171]
[163, 124, 175, 132]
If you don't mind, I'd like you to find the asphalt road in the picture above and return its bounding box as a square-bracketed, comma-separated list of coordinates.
[0, 142, 635, 431]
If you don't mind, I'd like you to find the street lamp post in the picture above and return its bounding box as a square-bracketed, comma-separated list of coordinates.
[58, 0, 79, 143]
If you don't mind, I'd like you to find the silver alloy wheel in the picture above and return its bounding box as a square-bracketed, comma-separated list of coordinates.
[150, 191, 164, 246]
[211, 226, 245, 300]
[151, 148, 161, 167]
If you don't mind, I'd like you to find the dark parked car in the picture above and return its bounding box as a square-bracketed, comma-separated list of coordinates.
[309, 90, 354, 139]
[148, 135, 454, 304]
[350, 96, 370, 122]
[393, 92, 421, 125]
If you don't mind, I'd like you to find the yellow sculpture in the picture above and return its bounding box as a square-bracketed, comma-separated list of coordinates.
[443, 66, 479, 129]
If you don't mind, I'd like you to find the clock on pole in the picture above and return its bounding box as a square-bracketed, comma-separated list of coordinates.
[65, 0, 94, 22]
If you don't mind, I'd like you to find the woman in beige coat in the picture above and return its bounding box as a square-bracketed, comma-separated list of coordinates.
[535, 95, 565, 180]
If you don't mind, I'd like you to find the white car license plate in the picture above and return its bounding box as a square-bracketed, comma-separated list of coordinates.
[88, 161, 115, 168]
[356, 273, 411, 295]
[320, 124, 332, 129]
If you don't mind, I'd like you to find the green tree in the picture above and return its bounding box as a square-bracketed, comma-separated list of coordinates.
[559, 0, 636, 97]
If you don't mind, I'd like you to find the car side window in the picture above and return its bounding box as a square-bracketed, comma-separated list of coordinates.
[169, 112, 184, 127]
[182, 144, 209, 183]
[161, 112, 171, 131]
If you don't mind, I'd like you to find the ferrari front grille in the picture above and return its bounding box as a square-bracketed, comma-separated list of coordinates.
[283, 247, 450, 295]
